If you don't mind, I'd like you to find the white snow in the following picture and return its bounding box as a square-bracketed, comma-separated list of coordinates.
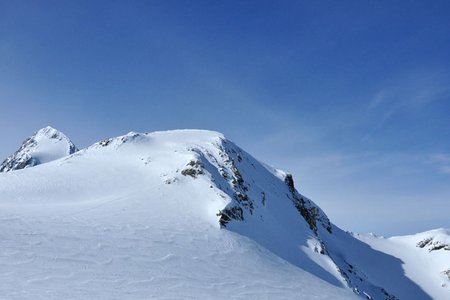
[1, 128, 448, 299]
[353, 229, 450, 299]
[0, 129, 357, 300]
[28, 126, 76, 164]
[0, 126, 78, 172]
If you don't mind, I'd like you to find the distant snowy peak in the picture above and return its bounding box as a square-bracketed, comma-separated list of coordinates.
[0, 126, 78, 172]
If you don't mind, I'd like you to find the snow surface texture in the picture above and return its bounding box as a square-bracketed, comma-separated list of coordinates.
[0, 128, 449, 299]
[0, 126, 78, 172]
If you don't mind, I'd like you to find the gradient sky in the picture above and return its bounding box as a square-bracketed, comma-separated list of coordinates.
[1, 1, 449, 236]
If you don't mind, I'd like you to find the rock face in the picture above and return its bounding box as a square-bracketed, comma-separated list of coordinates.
[417, 237, 450, 252]
[0, 126, 78, 172]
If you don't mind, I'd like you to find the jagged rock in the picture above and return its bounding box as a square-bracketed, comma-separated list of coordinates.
[181, 160, 204, 178]
[416, 237, 450, 252]
[417, 238, 433, 248]
[285, 173, 296, 193]
[284, 174, 332, 234]
[443, 269, 450, 280]
[335, 261, 399, 300]
[99, 139, 112, 147]
[217, 206, 244, 227]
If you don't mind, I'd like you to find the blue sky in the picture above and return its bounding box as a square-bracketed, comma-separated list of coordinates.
[1, 1, 449, 236]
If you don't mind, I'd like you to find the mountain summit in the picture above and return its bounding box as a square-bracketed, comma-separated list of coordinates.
[0, 129, 448, 299]
[0, 126, 78, 172]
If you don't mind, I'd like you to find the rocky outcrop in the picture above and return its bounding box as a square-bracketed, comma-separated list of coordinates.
[217, 206, 244, 227]
[417, 237, 450, 252]
[284, 174, 332, 234]
[181, 160, 204, 178]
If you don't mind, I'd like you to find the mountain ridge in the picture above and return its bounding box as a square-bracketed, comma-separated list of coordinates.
[0, 128, 448, 299]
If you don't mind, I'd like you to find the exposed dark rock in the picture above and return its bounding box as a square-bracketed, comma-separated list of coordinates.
[231, 165, 244, 186]
[181, 160, 204, 178]
[99, 139, 112, 147]
[219, 167, 228, 179]
[417, 238, 433, 248]
[213, 140, 255, 224]
[416, 237, 450, 252]
[235, 194, 254, 214]
[217, 206, 244, 227]
[292, 197, 320, 233]
[234, 192, 248, 202]
[443, 269, 450, 280]
[335, 261, 399, 300]
[380, 289, 398, 300]
[284, 174, 295, 193]
[285, 174, 332, 234]
[164, 178, 178, 184]
[300, 200, 331, 234]
[430, 244, 447, 251]
[313, 241, 327, 255]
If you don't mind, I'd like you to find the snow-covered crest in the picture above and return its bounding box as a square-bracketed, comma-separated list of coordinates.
[0, 126, 78, 172]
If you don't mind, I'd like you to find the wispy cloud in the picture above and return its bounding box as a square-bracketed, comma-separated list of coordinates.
[440, 166, 450, 174]
[368, 70, 450, 125]
[431, 153, 450, 163]
[430, 153, 450, 175]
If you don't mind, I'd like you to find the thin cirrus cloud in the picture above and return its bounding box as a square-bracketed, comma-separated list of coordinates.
[361, 69, 450, 148]
[369, 70, 450, 122]
[430, 153, 450, 175]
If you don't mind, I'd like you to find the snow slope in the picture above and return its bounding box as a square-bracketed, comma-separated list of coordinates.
[353, 229, 450, 299]
[0, 130, 356, 299]
[0, 129, 448, 299]
[0, 126, 78, 172]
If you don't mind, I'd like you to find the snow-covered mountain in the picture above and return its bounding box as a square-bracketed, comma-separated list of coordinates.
[0, 126, 78, 172]
[0, 129, 448, 299]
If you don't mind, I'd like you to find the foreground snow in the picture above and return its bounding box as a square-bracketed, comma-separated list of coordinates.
[0, 128, 448, 299]
[0, 202, 356, 299]
[0, 130, 356, 299]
